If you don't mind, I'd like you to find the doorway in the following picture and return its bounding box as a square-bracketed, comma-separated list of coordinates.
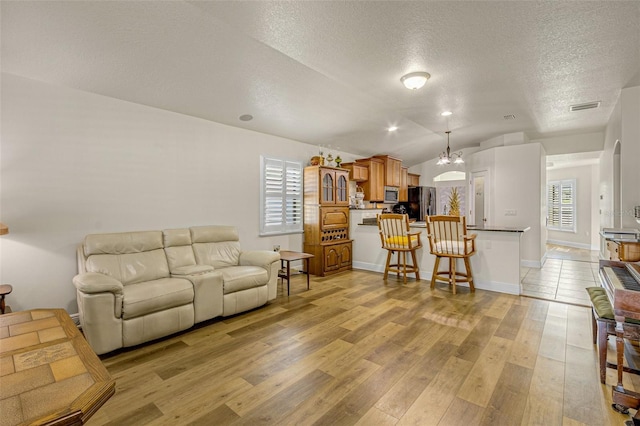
[469, 170, 489, 226]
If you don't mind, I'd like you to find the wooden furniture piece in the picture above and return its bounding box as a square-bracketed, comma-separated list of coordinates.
[400, 167, 408, 202]
[0, 309, 115, 425]
[373, 155, 402, 187]
[408, 173, 420, 187]
[598, 260, 640, 419]
[278, 251, 314, 295]
[303, 166, 353, 276]
[355, 157, 385, 201]
[608, 240, 640, 262]
[377, 214, 422, 283]
[425, 215, 477, 294]
[340, 162, 368, 182]
[586, 285, 640, 384]
[0, 284, 12, 314]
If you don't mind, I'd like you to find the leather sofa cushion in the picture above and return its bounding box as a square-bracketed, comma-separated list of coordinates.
[163, 228, 192, 247]
[191, 225, 239, 243]
[84, 231, 163, 255]
[220, 266, 268, 294]
[122, 277, 194, 319]
[193, 242, 241, 268]
[86, 249, 170, 285]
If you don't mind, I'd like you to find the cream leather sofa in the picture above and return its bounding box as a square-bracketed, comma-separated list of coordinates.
[73, 225, 280, 355]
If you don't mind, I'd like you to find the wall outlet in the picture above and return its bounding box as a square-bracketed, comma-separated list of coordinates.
[504, 209, 517, 216]
[273, 245, 280, 252]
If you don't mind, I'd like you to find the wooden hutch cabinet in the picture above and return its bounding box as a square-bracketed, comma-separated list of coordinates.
[303, 166, 352, 276]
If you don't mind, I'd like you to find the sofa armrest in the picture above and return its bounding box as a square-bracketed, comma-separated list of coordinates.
[73, 272, 124, 294]
[239, 250, 280, 268]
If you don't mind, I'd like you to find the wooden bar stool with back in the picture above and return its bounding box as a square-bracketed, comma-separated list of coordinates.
[426, 215, 477, 294]
[377, 213, 423, 283]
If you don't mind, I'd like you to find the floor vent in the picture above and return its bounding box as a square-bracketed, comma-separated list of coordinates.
[569, 101, 600, 112]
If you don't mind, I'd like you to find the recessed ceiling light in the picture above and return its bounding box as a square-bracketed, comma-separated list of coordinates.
[239, 114, 253, 121]
[388, 126, 398, 132]
[400, 72, 430, 90]
[441, 111, 453, 116]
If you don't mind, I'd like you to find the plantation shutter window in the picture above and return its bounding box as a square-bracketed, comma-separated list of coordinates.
[547, 179, 576, 232]
[260, 156, 303, 235]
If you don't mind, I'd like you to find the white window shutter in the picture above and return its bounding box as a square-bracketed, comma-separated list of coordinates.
[547, 179, 576, 232]
[260, 156, 303, 235]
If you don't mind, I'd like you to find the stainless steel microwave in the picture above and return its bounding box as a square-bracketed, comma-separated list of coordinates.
[383, 186, 399, 204]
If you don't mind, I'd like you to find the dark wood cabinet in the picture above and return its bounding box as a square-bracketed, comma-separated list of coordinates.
[304, 166, 352, 276]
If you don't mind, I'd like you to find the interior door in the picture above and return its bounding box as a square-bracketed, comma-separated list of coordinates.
[470, 171, 489, 225]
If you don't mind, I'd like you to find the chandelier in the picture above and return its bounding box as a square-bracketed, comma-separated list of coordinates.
[437, 131, 464, 165]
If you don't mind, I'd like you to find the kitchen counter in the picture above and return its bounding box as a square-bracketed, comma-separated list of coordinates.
[351, 220, 529, 295]
[600, 229, 640, 243]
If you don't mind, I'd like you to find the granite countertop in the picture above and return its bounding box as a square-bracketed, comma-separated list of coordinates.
[409, 221, 530, 233]
[600, 230, 640, 243]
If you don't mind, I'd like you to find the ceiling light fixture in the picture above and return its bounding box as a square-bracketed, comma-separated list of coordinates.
[400, 72, 430, 90]
[387, 126, 398, 132]
[441, 111, 453, 116]
[436, 131, 464, 166]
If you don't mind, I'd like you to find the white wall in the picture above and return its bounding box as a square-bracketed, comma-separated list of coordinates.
[547, 164, 599, 250]
[411, 142, 544, 267]
[600, 85, 640, 230]
[532, 131, 604, 155]
[0, 74, 358, 312]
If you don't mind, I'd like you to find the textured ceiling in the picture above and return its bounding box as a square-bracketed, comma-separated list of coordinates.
[2, 1, 639, 166]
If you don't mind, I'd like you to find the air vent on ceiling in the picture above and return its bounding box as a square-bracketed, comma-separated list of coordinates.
[569, 101, 600, 112]
[503, 114, 516, 120]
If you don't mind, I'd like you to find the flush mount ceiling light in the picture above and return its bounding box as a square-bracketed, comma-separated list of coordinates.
[400, 72, 430, 90]
[437, 131, 464, 166]
[387, 126, 398, 132]
[239, 114, 253, 121]
[441, 111, 453, 116]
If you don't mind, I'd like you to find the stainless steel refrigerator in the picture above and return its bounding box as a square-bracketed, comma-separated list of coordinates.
[407, 186, 436, 221]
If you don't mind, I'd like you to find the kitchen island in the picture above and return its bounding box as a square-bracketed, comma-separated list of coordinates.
[351, 221, 530, 295]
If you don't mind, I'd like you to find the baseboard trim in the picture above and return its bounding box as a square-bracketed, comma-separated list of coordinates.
[352, 263, 521, 295]
[546, 239, 594, 251]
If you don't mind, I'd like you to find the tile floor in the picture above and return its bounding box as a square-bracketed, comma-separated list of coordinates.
[520, 244, 600, 307]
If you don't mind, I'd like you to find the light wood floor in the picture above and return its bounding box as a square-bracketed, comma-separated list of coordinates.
[87, 269, 636, 426]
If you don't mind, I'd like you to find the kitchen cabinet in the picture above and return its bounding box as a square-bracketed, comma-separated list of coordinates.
[373, 155, 402, 187]
[355, 157, 385, 202]
[304, 166, 349, 206]
[303, 166, 352, 277]
[341, 162, 369, 182]
[400, 167, 408, 202]
[408, 173, 420, 187]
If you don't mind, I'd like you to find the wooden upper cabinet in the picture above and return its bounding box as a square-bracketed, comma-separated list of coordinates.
[373, 155, 402, 187]
[408, 173, 420, 187]
[305, 166, 349, 206]
[400, 167, 408, 202]
[341, 162, 369, 182]
[356, 157, 385, 201]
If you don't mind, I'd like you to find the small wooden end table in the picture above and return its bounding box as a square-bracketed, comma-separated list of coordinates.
[0, 309, 115, 425]
[0, 284, 13, 314]
[278, 251, 314, 296]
